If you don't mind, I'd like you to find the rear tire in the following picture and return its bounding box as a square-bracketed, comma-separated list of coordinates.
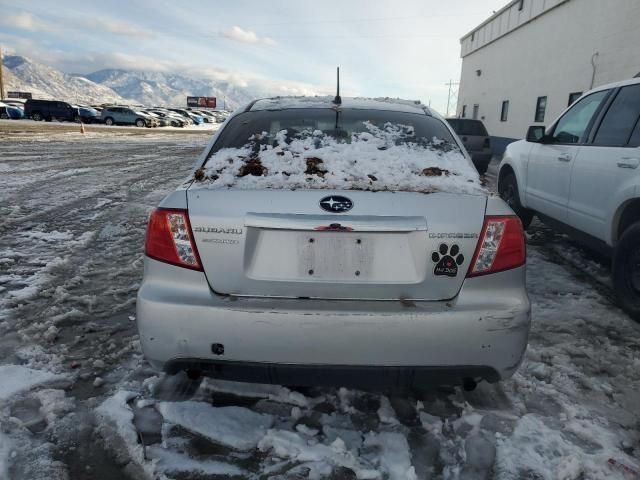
[0, 112, 8, 119]
[613, 222, 640, 322]
[499, 172, 534, 230]
[136, 119, 145, 128]
[104, 117, 114, 126]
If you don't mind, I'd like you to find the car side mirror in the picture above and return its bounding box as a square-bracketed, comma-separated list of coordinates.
[526, 125, 547, 143]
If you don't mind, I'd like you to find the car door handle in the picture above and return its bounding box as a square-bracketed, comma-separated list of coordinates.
[557, 153, 572, 162]
[618, 157, 640, 169]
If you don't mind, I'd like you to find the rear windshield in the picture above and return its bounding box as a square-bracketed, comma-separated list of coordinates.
[446, 119, 488, 136]
[193, 107, 484, 195]
[207, 108, 457, 158]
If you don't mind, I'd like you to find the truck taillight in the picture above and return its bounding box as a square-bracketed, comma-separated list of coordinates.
[467, 216, 525, 277]
[144, 208, 202, 271]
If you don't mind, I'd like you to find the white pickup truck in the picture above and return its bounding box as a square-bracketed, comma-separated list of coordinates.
[498, 78, 640, 321]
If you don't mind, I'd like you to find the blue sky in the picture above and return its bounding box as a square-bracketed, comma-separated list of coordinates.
[0, 0, 506, 113]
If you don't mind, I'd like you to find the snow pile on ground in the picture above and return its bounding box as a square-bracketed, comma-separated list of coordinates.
[363, 432, 417, 480]
[195, 122, 483, 195]
[0, 432, 14, 479]
[200, 378, 310, 407]
[147, 446, 244, 477]
[257, 429, 379, 479]
[158, 401, 274, 450]
[95, 390, 160, 479]
[0, 365, 66, 402]
[35, 389, 75, 425]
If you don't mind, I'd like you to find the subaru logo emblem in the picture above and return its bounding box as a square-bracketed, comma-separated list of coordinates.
[319, 195, 353, 213]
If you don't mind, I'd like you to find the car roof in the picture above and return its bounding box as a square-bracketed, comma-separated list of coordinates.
[249, 96, 433, 115]
[445, 117, 484, 123]
[587, 76, 640, 94]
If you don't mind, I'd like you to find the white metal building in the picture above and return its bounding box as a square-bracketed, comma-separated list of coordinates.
[456, 0, 640, 151]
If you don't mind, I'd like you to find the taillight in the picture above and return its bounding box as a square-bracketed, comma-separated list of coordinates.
[467, 216, 525, 277]
[144, 208, 202, 271]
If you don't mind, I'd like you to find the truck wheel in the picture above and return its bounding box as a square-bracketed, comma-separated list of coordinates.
[499, 172, 534, 230]
[136, 119, 145, 128]
[613, 222, 640, 322]
[104, 117, 114, 126]
[32, 112, 43, 121]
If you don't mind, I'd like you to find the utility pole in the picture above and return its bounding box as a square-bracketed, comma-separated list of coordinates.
[0, 46, 5, 100]
[445, 79, 460, 117]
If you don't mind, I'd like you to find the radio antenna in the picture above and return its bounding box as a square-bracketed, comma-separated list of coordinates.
[333, 67, 341, 105]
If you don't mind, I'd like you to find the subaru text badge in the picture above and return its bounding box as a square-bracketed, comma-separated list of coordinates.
[319, 195, 353, 213]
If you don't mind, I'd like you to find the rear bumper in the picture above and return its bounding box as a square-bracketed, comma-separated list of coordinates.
[137, 258, 530, 387]
[165, 360, 499, 390]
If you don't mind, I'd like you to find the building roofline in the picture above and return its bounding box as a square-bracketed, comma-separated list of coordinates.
[459, 0, 570, 57]
[459, 0, 520, 42]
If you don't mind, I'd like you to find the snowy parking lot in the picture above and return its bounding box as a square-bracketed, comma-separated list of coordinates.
[0, 129, 639, 480]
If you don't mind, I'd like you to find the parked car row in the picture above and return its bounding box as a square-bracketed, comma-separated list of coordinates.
[0, 98, 231, 128]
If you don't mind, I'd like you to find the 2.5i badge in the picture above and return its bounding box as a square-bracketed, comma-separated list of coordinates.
[432, 243, 465, 277]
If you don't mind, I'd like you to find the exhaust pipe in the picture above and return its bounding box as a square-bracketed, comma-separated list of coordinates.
[463, 378, 477, 392]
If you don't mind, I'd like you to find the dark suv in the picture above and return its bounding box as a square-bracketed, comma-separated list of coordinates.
[24, 99, 77, 122]
[445, 118, 493, 174]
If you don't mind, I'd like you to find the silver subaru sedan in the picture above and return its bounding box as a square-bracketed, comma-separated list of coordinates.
[136, 96, 530, 391]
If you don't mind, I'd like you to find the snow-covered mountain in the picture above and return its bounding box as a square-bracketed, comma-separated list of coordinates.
[84, 69, 255, 109]
[2, 56, 131, 104]
[2, 55, 256, 108]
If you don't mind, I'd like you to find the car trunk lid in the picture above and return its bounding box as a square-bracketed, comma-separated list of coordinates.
[187, 189, 486, 300]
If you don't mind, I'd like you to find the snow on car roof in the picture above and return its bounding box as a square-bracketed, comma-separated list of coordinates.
[250, 96, 433, 115]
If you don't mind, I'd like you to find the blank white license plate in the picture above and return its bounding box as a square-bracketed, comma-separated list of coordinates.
[246, 228, 422, 284]
[297, 233, 373, 280]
